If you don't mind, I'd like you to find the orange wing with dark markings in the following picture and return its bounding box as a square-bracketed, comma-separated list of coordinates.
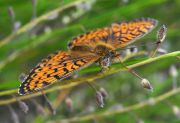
[68, 18, 158, 50]
[18, 51, 99, 95]
[109, 18, 158, 48]
[68, 27, 111, 51]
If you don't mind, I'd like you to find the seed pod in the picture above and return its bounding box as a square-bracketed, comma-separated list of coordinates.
[62, 16, 71, 25]
[18, 101, 29, 113]
[141, 78, 153, 92]
[157, 25, 167, 43]
[95, 91, 104, 108]
[172, 105, 180, 118]
[65, 97, 73, 112]
[157, 48, 167, 54]
[8, 7, 15, 20]
[99, 87, 108, 99]
[169, 65, 178, 78]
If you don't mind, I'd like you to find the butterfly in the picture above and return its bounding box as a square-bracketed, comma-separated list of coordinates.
[18, 18, 158, 95]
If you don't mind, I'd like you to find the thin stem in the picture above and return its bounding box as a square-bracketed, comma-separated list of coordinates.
[151, 43, 161, 57]
[0, 0, 87, 48]
[53, 89, 71, 109]
[86, 82, 98, 92]
[0, 51, 179, 105]
[118, 56, 143, 80]
[58, 88, 180, 123]
[41, 90, 56, 115]
[172, 77, 177, 90]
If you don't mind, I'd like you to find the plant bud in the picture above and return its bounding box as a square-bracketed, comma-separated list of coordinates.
[157, 25, 167, 43]
[18, 101, 29, 113]
[8, 7, 15, 20]
[65, 97, 73, 112]
[141, 78, 153, 92]
[169, 65, 178, 78]
[172, 105, 180, 118]
[99, 87, 108, 99]
[95, 91, 104, 108]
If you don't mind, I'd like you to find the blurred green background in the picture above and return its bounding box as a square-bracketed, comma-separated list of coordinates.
[0, 0, 179, 123]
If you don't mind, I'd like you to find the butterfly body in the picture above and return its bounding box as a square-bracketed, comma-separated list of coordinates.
[19, 18, 158, 95]
[94, 44, 117, 69]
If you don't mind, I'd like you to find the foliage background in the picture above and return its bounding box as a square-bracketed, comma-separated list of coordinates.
[0, 0, 179, 123]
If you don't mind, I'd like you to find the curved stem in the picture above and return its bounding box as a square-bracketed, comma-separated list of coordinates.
[0, 51, 179, 106]
[59, 87, 180, 122]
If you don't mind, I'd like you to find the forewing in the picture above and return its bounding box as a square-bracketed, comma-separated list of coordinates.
[68, 27, 111, 51]
[18, 51, 98, 95]
[109, 18, 158, 48]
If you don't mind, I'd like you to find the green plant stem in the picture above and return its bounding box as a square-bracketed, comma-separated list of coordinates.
[0, 51, 179, 106]
[0, 0, 87, 48]
[58, 87, 180, 123]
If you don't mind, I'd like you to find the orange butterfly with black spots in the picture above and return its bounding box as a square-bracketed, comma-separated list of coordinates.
[19, 18, 158, 95]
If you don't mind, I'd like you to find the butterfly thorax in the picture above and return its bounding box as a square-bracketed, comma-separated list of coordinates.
[93, 45, 117, 69]
[94, 45, 114, 56]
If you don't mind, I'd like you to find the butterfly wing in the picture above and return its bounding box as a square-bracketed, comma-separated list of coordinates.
[18, 51, 98, 95]
[68, 18, 158, 51]
[68, 27, 111, 51]
[109, 18, 158, 49]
